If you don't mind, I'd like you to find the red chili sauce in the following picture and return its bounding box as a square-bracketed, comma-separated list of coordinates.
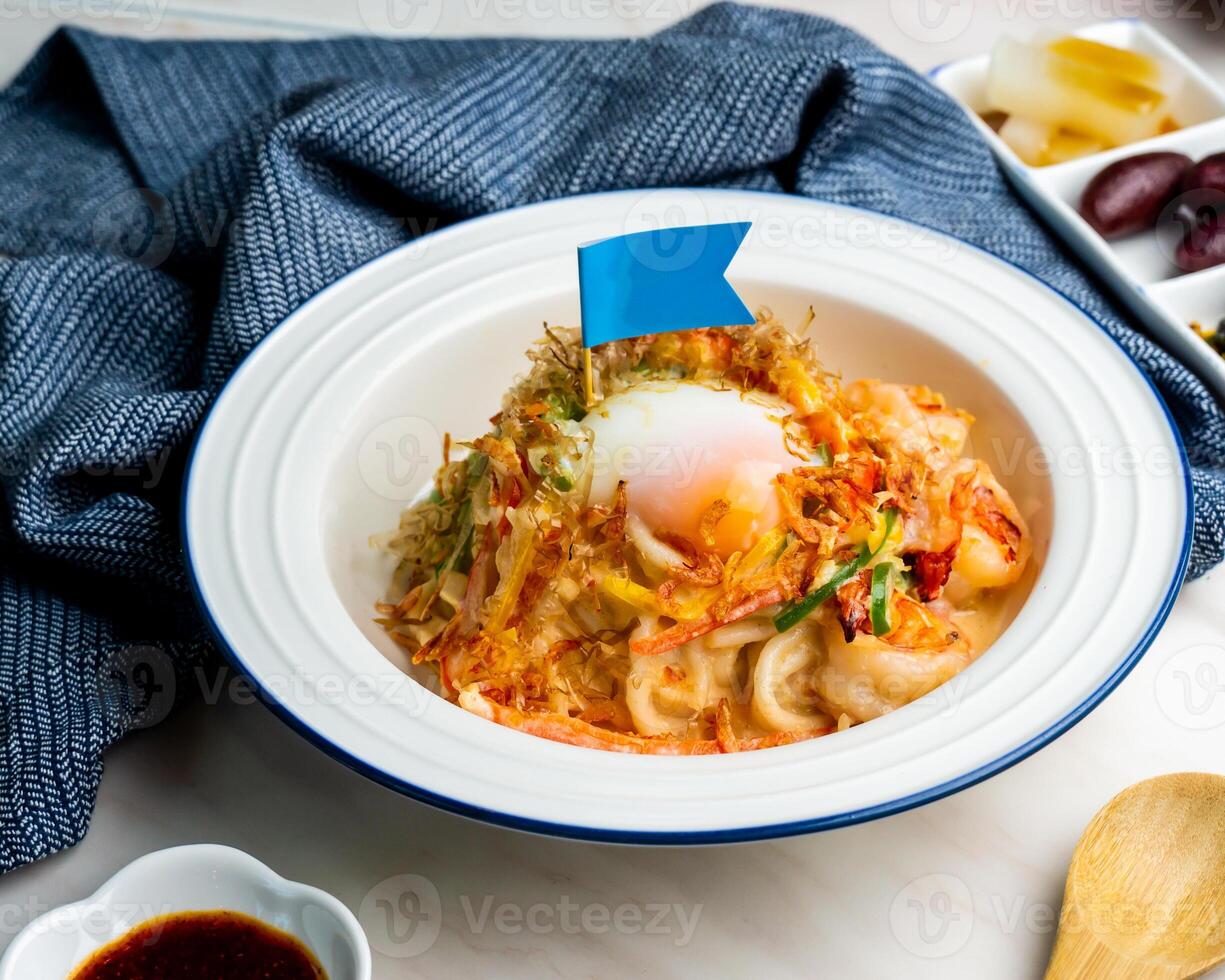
[70, 910, 326, 979]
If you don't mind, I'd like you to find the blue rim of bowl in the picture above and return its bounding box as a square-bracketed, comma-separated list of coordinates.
[181, 188, 1194, 845]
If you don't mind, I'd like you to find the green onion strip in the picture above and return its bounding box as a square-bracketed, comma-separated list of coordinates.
[773, 508, 898, 634]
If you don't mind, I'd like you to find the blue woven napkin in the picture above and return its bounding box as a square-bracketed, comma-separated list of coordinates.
[1, 2, 1223, 871]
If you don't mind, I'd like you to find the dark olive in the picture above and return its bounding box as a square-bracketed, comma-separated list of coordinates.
[1079, 152, 1192, 239]
[1175, 207, 1225, 272]
[1183, 152, 1225, 195]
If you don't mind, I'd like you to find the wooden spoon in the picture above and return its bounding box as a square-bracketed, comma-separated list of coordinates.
[1046, 772, 1225, 979]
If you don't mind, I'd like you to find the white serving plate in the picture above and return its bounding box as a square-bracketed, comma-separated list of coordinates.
[0, 845, 370, 979]
[932, 19, 1225, 404]
[183, 189, 1190, 843]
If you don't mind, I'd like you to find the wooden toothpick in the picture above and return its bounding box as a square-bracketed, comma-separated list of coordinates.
[583, 347, 595, 410]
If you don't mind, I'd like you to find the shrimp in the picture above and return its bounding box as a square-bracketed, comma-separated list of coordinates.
[816, 599, 971, 723]
[948, 461, 1031, 594]
[843, 380, 973, 468]
[895, 461, 964, 555]
[900, 458, 1030, 600]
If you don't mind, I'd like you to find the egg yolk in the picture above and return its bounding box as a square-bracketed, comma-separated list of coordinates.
[657, 458, 787, 558]
[583, 384, 803, 559]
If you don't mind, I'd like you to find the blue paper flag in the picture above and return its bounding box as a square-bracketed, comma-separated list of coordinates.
[578, 221, 753, 347]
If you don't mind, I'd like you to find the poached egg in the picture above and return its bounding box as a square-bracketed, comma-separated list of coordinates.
[583, 383, 804, 558]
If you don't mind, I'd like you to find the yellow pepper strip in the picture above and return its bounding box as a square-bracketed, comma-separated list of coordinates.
[736, 525, 788, 579]
[601, 574, 720, 622]
[847, 508, 905, 553]
[871, 508, 905, 552]
[601, 574, 660, 614]
[485, 533, 535, 634]
[668, 590, 721, 621]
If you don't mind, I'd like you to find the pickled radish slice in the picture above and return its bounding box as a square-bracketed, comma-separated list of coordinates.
[999, 115, 1104, 167]
[986, 36, 1179, 147]
[1048, 37, 1180, 94]
[1046, 129, 1105, 164]
[999, 115, 1054, 166]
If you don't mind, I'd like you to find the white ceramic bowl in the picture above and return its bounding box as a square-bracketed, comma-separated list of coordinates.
[0, 844, 370, 978]
[184, 189, 1190, 842]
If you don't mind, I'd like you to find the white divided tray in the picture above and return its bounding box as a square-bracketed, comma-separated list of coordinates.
[933, 19, 1225, 404]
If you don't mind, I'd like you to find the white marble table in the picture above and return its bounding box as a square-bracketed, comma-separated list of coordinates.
[3, 2, 1224, 976]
